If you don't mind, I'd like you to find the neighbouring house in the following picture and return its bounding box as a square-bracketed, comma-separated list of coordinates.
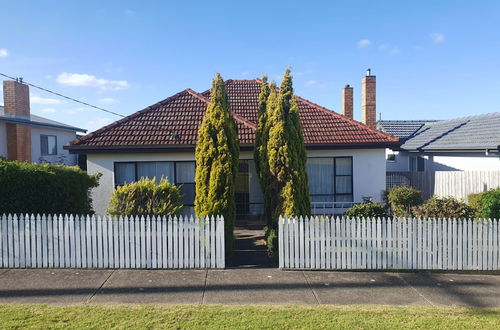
[378, 113, 500, 172]
[378, 113, 500, 199]
[0, 80, 86, 165]
[66, 71, 400, 216]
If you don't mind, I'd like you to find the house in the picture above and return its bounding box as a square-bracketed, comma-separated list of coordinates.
[378, 113, 500, 172]
[66, 71, 400, 216]
[1, 80, 86, 165]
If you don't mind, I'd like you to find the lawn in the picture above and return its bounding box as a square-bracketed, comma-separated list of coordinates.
[0, 304, 498, 329]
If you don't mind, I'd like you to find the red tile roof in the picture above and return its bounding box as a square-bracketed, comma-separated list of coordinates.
[67, 79, 399, 151]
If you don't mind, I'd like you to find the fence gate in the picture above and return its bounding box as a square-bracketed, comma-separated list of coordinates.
[279, 216, 499, 270]
[0, 214, 225, 269]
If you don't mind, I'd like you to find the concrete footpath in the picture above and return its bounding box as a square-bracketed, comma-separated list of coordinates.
[0, 268, 499, 307]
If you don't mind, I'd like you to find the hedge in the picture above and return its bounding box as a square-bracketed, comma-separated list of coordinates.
[107, 177, 183, 216]
[344, 202, 388, 218]
[0, 160, 100, 214]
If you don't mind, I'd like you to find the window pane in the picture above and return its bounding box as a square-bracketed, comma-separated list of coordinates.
[335, 195, 353, 203]
[311, 195, 334, 203]
[40, 136, 48, 155]
[179, 183, 195, 205]
[335, 158, 352, 175]
[335, 176, 352, 194]
[137, 162, 156, 180]
[115, 163, 136, 185]
[307, 158, 334, 194]
[175, 162, 195, 183]
[417, 157, 425, 172]
[48, 136, 57, 155]
[156, 162, 175, 183]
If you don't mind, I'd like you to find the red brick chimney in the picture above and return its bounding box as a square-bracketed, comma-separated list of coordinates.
[361, 68, 376, 128]
[3, 80, 32, 162]
[342, 84, 353, 119]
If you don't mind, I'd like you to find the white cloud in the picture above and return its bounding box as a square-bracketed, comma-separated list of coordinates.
[99, 97, 118, 104]
[86, 117, 113, 132]
[358, 39, 372, 48]
[64, 107, 85, 115]
[0, 48, 8, 57]
[241, 71, 250, 77]
[378, 44, 389, 51]
[305, 80, 326, 88]
[41, 108, 57, 114]
[430, 33, 445, 44]
[296, 69, 313, 76]
[56, 72, 129, 91]
[391, 47, 401, 55]
[31, 94, 64, 105]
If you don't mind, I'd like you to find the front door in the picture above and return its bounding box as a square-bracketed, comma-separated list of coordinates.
[235, 160, 250, 215]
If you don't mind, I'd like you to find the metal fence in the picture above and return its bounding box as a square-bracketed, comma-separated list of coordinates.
[387, 171, 500, 200]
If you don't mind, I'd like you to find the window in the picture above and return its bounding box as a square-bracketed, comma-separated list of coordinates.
[386, 153, 396, 162]
[409, 156, 425, 172]
[306, 157, 353, 205]
[114, 161, 196, 206]
[40, 135, 57, 155]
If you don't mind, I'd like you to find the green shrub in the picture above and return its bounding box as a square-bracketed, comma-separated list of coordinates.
[264, 226, 278, 263]
[412, 196, 475, 219]
[108, 177, 183, 216]
[0, 159, 100, 214]
[479, 188, 500, 219]
[467, 192, 484, 218]
[387, 186, 423, 217]
[344, 202, 388, 218]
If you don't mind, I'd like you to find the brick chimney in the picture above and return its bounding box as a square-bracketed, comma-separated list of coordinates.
[342, 84, 353, 119]
[3, 80, 32, 162]
[361, 68, 376, 128]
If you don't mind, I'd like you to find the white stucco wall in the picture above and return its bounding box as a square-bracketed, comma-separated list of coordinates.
[386, 149, 500, 172]
[86, 148, 387, 215]
[31, 126, 78, 165]
[0, 122, 7, 159]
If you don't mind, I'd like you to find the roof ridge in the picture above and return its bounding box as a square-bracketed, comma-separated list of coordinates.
[295, 95, 399, 142]
[69, 89, 193, 145]
[186, 88, 256, 130]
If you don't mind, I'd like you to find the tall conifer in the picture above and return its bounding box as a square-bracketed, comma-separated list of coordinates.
[266, 68, 310, 228]
[195, 73, 239, 251]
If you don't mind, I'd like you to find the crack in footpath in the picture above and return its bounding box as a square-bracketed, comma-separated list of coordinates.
[396, 273, 435, 306]
[200, 269, 208, 305]
[86, 270, 115, 304]
[0, 269, 11, 276]
[302, 271, 320, 305]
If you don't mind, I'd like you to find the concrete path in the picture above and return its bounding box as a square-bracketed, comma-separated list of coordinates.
[0, 268, 499, 307]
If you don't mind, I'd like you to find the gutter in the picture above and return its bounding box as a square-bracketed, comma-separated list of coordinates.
[0, 117, 86, 133]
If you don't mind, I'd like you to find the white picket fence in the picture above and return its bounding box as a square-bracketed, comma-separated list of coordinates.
[0, 214, 225, 269]
[279, 216, 499, 270]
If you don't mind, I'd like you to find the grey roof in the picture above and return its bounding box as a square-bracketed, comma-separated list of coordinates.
[0, 106, 86, 132]
[400, 112, 500, 151]
[377, 120, 440, 140]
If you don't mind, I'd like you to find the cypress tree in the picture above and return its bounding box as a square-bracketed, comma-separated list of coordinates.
[195, 73, 239, 252]
[254, 76, 272, 223]
[266, 68, 310, 228]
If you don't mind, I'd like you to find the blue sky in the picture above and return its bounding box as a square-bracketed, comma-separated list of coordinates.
[1, 0, 500, 132]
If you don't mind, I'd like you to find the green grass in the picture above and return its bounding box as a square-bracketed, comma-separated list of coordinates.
[0, 304, 498, 329]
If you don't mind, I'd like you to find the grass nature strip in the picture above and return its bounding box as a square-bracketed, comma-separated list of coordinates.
[0, 304, 499, 329]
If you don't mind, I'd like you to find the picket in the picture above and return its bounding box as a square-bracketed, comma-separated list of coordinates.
[0, 214, 224, 269]
[280, 216, 500, 271]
